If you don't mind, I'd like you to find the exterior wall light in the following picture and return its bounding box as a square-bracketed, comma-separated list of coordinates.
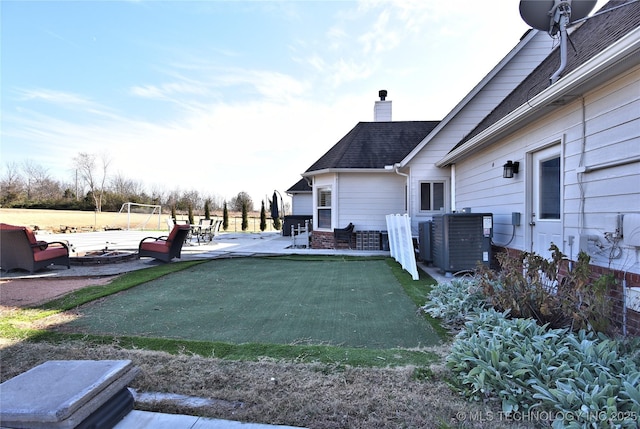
[503, 160, 520, 178]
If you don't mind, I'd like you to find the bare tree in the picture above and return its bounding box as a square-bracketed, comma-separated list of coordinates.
[0, 162, 25, 205]
[22, 160, 58, 202]
[110, 173, 145, 200]
[230, 191, 254, 212]
[73, 152, 111, 212]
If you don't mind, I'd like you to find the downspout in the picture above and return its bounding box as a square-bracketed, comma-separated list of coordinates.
[450, 164, 456, 213]
[393, 164, 409, 214]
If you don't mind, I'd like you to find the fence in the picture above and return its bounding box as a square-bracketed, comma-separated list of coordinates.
[385, 214, 419, 280]
[173, 215, 280, 233]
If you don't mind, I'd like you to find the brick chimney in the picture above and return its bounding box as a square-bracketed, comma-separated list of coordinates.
[374, 90, 391, 122]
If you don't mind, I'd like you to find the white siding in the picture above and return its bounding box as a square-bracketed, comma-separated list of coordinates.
[405, 30, 554, 234]
[454, 64, 640, 272]
[291, 194, 312, 215]
[337, 172, 406, 231]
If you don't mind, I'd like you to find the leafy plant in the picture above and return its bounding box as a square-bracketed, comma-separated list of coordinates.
[421, 278, 487, 329]
[446, 309, 640, 428]
[476, 245, 614, 333]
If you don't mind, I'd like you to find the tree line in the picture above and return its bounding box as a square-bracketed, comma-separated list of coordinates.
[1, 153, 256, 215]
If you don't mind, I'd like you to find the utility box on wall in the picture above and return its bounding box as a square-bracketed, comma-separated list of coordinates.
[432, 213, 493, 274]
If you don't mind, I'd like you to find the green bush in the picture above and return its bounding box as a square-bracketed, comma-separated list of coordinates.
[421, 278, 487, 329]
[446, 309, 640, 428]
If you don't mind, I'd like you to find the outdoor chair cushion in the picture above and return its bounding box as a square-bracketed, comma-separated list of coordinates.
[138, 224, 190, 262]
[0, 223, 70, 273]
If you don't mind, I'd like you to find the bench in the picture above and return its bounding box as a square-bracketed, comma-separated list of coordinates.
[0, 223, 70, 273]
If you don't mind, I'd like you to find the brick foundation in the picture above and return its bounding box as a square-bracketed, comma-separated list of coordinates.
[311, 231, 354, 249]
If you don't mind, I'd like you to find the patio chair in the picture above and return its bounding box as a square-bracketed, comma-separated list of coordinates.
[209, 219, 223, 239]
[194, 219, 213, 243]
[333, 223, 355, 249]
[0, 223, 70, 273]
[138, 224, 191, 262]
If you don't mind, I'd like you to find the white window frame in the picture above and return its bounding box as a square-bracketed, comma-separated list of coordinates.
[317, 187, 332, 230]
[419, 181, 446, 213]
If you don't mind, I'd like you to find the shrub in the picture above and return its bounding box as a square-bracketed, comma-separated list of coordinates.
[204, 200, 211, 220]
[421, 278, 487, 329]
[222, 202, 229, 231]
[241, 201, 248, 231]
[476, 245, 613, 334]
[447, 309, 640, 428]
[260, 201, 267, 232]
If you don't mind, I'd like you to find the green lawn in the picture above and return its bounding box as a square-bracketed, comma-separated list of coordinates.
[65, 256, 440, 348]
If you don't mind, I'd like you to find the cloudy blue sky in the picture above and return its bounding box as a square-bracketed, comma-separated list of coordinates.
[0, 0, 605, 207]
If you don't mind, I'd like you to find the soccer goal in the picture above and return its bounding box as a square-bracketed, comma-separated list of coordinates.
[114, 202, 162, 230]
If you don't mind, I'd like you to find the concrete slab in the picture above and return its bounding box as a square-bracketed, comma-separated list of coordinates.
[114, 410, 306, 429]
[114, 410, 199, 428]
[0, 360, 138, 429]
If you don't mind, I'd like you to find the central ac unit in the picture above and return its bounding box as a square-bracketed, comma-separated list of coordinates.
[432, 213, 493, 274]
[418, 221, 433, 263]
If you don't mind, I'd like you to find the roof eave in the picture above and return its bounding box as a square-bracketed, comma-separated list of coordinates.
[399, 29, 542, 168]
[302, 167, 397, 177]
[436, 27, 640, 167]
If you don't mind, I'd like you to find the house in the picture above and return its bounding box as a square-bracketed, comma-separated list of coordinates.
[434, 0, 640, 333]
[300, 92, 439, 248]
[283, 178, 312, 237]
[297, 26, 557, 249]
[295, 2, 639, 279]
[435, 0, 639, 267]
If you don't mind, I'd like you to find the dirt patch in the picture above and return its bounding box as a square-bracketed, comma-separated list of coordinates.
[0, 342, 534, 429]
[0, 277, 116, 308]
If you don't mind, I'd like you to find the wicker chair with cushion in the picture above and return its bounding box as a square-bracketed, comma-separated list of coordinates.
[0, 223, 70, 273]
[138, 224, 191, 262]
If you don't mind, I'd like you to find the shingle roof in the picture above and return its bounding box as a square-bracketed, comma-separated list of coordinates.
[286, 178, 311, 193]
[305, 121, 439, 172]
[453, 0, 640, 149]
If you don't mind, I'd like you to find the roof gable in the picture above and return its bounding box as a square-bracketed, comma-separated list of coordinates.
[286, 178, 311, 193]
[452, 0, 640, 151]
[305, 121, 439, 172]
[400, 28, 550, 166]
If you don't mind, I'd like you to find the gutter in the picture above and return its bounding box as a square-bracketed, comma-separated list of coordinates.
[436, 26, 640, 167]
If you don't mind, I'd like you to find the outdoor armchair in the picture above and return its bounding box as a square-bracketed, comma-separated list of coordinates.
[0, 223, 70, 273]
[333, 223, 355, 249]
[138, 224, 190, 262]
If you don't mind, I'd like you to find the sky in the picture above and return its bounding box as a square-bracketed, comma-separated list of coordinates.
[0, 0, 606, 209]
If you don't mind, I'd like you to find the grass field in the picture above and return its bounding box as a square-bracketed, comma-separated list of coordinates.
[0, 208, 270, 233]
[0, 258, 523, 428]
[63, 257, 441, 348]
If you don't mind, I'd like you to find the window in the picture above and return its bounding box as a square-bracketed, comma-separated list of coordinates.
[317, 188, 331, 229]
[540, 157, 560, 219]
[420, 182, 445, 212]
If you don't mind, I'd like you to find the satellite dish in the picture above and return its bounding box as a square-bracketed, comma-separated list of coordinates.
[519, 0, 598, 84]
[520, 0, 597, 33]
